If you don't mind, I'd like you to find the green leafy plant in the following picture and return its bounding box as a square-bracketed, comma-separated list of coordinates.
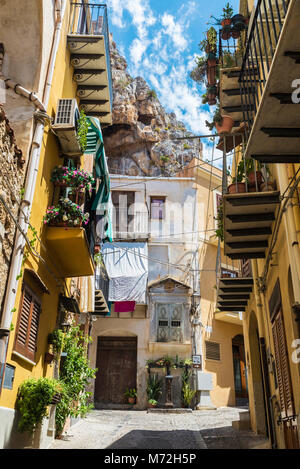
[148, 399, 158, 406]
[181, 369, 196, 408]
[190, 55, 207, 84]
[222, 3, 234, 19]
[148, 89, 157, 99]
[76, 110, 90, 152]
[205, 105, 223, 131]
[215, 201, 224, 241]
[55, 324, 97, 437]
[146, 373, 163, 402]
[17, 377, 64, 434]
[51, 166, 95, 191]
[124, 388, 137, 398]
[160, 155, 170, 163]
[48, 329, 64, 361]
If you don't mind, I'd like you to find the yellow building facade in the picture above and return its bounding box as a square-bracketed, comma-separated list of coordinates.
[0, 1, 112, 448]
[216, 0, 300, 449]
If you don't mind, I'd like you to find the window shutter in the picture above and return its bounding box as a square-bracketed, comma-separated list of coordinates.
[14, 284, 41, 361]
[157, 304, 169, 342]
[169, 304, 183, 342]
[205, 341, 221, 361]
[272, 310, 294, 418]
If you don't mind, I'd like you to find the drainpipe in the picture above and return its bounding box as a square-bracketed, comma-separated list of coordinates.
[0, 0, 67, 387]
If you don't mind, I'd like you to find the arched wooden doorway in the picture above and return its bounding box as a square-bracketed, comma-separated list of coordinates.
[232, 334, 248, 405]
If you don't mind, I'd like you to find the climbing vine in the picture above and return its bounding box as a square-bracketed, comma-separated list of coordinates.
[55, 324, 96, 436]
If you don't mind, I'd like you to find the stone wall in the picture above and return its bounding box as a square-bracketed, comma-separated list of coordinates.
[0, 105, 24, 314]
[103, 39, 203, 177]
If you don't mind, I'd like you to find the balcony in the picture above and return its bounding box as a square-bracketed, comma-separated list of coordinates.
[220, 144, 280, 260]
[218, 27, 249, 136]
[239, 0, 300, 164]
[68, 2, 113, 126]
[46, 227, 95, 278]
[113, 209, 150, 242]
[215, 247, 253, 325]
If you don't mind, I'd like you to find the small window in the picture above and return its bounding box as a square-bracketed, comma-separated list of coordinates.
[150, 197, 165, 220]
[205, 341, 221, 361]
[3, 364, 15, 390]
[13, 283, 41, 362]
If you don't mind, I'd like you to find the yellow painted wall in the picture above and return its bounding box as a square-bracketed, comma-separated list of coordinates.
[187, 159, 246, 408]
[0, 2, 81, 409]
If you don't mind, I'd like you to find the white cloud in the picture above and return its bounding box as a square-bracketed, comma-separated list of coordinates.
[161, 13, 188, 51]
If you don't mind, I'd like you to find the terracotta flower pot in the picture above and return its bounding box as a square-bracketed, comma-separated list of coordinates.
[232, 29, 240, 39]
[227, 182, 246, 194]
[215, 115, 234, 134]
[248, 171, 263, 187]
[221, 18, 232, 27]
[45, 352, 55, 364]
[208, 96, 217, 105]
[128, 397, 136, 404]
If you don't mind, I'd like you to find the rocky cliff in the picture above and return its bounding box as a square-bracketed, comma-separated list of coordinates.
[102, 40, 202, 177]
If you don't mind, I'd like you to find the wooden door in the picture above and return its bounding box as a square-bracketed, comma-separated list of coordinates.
[272, 309, 299, 449]
[94, 337, 137, 405]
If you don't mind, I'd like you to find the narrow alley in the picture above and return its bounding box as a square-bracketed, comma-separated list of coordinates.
[49, 408, 269, 450]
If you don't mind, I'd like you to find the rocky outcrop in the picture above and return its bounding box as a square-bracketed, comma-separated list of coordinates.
[102, 40, 202, 177]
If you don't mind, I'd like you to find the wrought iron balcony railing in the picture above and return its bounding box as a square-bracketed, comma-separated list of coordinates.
[239, 0, 291, 135]
[69, 2, 113, 115]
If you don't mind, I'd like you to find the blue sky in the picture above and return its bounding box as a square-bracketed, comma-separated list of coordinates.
[106, 0, 239, 151]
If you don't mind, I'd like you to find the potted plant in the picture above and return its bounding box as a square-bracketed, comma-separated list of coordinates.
[206, 105, 234, 134]
[227, 160, 246, 193]
[44, 352, 55, 364]
[190, 56, 207, 85]
[147, 373, 163, 406]
[220, 3, 234, 39]
[206, 27, 217, 52]
[17, 377, 65, 434]
[148, 399, 158, 408]
[48, 329, 64, 361]
[181, 368, 196, 409]
[43, 197, 90, 227]
[51, 166, 95, 191]
[125, 388, 137, 404]
[231, 14, 247, 32]
[244, 159, 264, 189]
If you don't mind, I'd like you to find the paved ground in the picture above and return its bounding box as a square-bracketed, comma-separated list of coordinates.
[49, 407, 270, 450]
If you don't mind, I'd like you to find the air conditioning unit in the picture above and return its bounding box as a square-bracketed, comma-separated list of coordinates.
[52, 99, 82, 155]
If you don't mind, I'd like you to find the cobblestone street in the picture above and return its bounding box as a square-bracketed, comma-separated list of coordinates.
[49, 407, 270, 450]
